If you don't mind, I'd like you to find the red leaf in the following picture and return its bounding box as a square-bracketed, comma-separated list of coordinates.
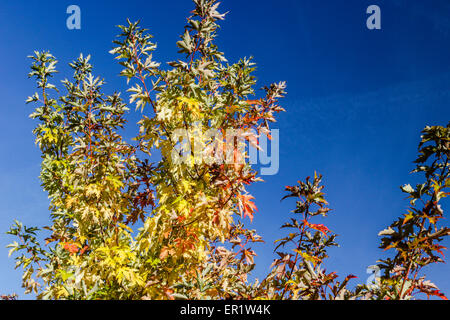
[304, 220, 331, 235]
[238, 194, 258, 222]
[63, 242, 79, 254]
[428, 289, 448, 300]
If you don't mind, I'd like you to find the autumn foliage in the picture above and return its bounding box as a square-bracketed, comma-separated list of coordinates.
[6, 0, 449, 300]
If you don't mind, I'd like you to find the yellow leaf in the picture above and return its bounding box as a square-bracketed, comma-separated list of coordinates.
[403, 211, 414, 225]
[177, 96, 202, 118]
[119, 223, 133, 233]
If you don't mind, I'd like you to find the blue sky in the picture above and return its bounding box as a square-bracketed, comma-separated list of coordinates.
[1, 0, 450, 298]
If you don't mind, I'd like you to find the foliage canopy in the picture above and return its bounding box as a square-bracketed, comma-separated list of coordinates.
[6, 0, 449, 300]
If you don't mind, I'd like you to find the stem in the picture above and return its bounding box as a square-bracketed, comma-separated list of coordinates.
[280, 205, 309, 299]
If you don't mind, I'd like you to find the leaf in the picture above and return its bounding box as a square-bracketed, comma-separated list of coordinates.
[378, 227, 395, 236]
[402, 211, 415, 225]
[60, 270, 74, 282]
[400, 184, 415, 194]
[305, 220, 330, 236]
[171, 293, 188, 300]
[237, 194, 258, 222]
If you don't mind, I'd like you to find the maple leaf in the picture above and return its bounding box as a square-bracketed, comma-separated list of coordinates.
[245, 99, 262, 106]
[240, 249, 256, 264]
[62, 242, 79, 254]
[427, 289, 448, 300]
[434, 244, 446, 258]
[304, 220, 331, 236]
[79, 245, 89, 255]
[225, 105, 239, 113]
[237, 194, 258, 222]
[159, 247, 170, 260]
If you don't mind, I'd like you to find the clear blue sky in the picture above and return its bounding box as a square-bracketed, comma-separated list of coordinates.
[1, 0, 449, 298]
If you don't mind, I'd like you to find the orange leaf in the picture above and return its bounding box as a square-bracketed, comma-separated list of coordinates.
[238, 194, 258, 222]
[304, 220, 330, 236]
[159, 247, 169, 260]
[63, 242, 79, 254]
[80, 245, 89, 255]
[245, 99, 261, 105]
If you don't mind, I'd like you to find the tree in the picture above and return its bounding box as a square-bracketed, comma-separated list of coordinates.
[254, 124, 450, 300]
[6, 0, 449, 300]
[366, 124, 450, 300]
